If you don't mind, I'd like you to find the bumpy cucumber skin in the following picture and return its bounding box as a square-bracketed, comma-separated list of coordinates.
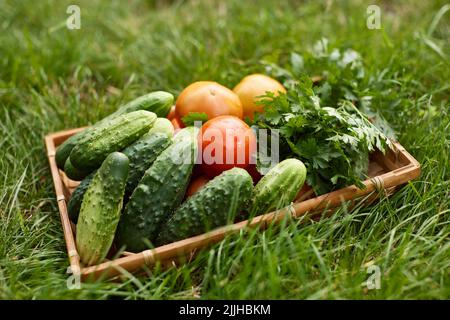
[76, 152, 129, 266]
[147, 118, 174, 137]
[122, 133, 170, 195]
[156, 168, 253, 246]
[55, 91, 174, 168]
[249, 158, 307, 216]
[171, 125, 198, 142]
[67, 118, 173, 222]
[56, 135, 79, 169]
[70, 110, 156, 171]
[122, 119, 174, 195]
[64, 156, 91, 181]
[116, 91, 173, 118]
[67, 172, 95, 223]
[116, 127, 199, 252]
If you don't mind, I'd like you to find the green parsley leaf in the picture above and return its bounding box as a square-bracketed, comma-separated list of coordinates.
[181, 112, 209, 126]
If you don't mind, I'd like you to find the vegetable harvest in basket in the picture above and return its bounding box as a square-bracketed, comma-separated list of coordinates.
[57, 56, 392, 265]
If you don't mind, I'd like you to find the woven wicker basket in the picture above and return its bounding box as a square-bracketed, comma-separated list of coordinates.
[45, 127, 420, 281]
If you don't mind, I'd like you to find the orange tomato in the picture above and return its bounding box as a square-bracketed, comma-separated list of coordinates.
[198, 115, 257, 178]
[233, 74, 286, 120]
[176, 81, 243, 126]
[171, 116, 184, 134]
[167, 105, 176, 120]
[186, 175, 210, 198]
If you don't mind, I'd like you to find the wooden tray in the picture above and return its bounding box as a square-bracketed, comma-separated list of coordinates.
[45, 128, 420, 281]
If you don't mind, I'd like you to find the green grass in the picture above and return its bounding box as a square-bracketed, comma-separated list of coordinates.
[0, 0, 449, 299]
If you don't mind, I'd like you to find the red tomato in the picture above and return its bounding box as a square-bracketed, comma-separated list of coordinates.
[176, 81, 243, 126]
[167, 105, 176, 120]
[186, 175, 210, 198]
[199, 115, 257, 178]
[171, 116, 185, 134]
[246, 164, 262, 184]
[191, 164, 204, 180]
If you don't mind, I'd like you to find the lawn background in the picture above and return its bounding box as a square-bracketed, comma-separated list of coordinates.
[0, 0, 449, 299]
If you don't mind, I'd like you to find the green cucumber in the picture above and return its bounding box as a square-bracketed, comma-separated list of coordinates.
[55, 91, 174, 168]
[67, 118, 174, 220]
[156, 167, 253, 245]
[76, 152, 129, 266]
[70, 110, 156, 171]
[64, 156, 90, 181]
[112, 91, 173, 118]
[116, 127, 199, 252]
[67, 172, 95, 223]
[122, 118, 174, 195]
[249, 158, 306, 216]
[56, 134, 80, 169]
[146, 117, 174, 137]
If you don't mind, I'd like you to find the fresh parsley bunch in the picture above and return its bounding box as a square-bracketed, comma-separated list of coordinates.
[253, 75, 391, 195]
[262, 39, 396, 139]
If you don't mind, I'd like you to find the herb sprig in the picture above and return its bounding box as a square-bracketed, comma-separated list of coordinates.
[254, 75, 391, 195]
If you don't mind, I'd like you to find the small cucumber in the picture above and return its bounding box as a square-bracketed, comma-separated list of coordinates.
[64, 156, 91, 181]
[112, 91, 174, 118]
[116, 127, 199, 252]
[55, 91, 174, 168]
[122, 118, 174, 195]
[56, 135, 79, 169]
[156, 167, 253, 245]
[67, 118, 174, 218]
[147, 117, 174, 137]
[67, 172, 95, 223]
[70, 110, 156, 171]
[249, 158, 306, 216]
[76, 152, 129, 266]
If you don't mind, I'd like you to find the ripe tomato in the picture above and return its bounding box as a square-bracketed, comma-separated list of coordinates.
[186, 175, 210, 198]
[171, 116, 184, 134]
[233, 74, 286, 120]
[176, 81, 243, 126]
[191, 164, 203, 179]
[167, 105, 176, 120]
[199, 115, 257, 178]
[246, 164, 262, 184]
